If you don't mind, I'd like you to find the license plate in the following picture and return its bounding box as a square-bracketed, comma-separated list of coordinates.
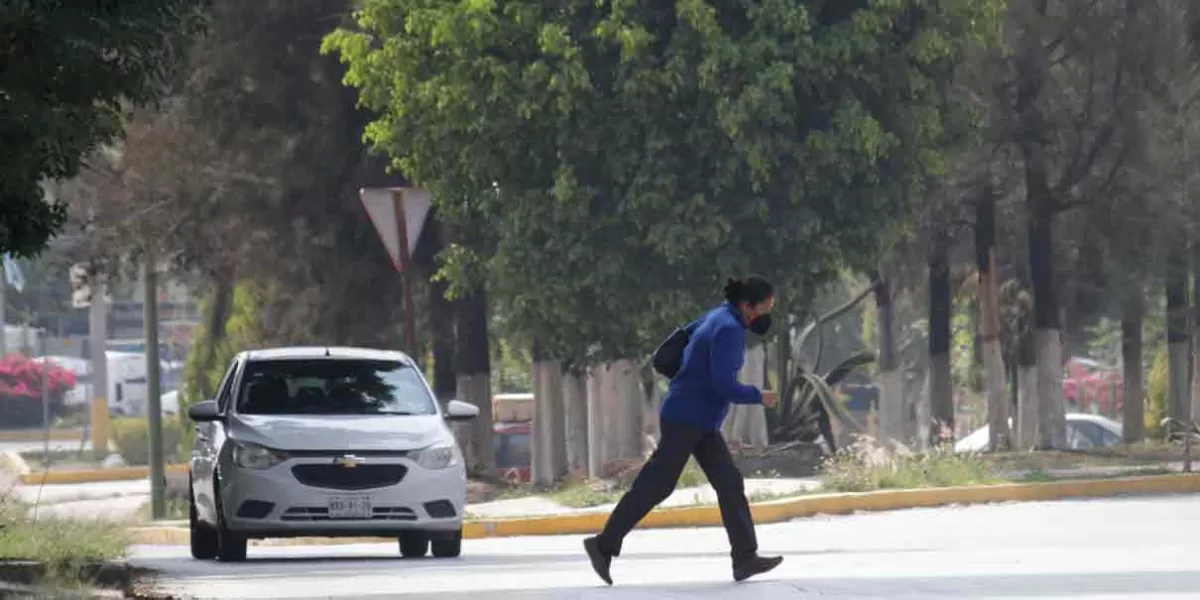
[327, 495, 372, 519]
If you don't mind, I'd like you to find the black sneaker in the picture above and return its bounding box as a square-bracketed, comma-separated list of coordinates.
[583, 536, 613, 585]
[733, 554, 783, 582]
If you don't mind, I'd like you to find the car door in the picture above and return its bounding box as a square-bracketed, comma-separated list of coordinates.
[192, 358, 239, 521]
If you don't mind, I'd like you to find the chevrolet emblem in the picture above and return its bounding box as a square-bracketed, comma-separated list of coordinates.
[333, 455, 364, 469]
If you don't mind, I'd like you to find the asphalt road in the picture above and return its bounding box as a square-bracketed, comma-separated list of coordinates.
[131, 494, 1200, 599]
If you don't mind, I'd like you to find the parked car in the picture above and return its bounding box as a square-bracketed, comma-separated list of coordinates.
[186, 347, 479, 562]
[1064, 357, 1123, 415]
[955, 413, 1123, 453]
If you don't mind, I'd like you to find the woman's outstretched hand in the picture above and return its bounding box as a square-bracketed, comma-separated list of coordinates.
[760, 390, 779, 408]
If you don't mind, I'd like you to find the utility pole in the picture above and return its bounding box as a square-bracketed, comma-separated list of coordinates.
[0, 261, 7, 356]
[88, 278, 109, 461]
[41, 329, 50, 468]
[144, 254, 165, 519]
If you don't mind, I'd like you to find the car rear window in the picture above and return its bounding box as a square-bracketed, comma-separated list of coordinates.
[237, 359, 437, 416]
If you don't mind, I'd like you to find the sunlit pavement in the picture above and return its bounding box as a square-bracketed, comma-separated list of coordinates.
[131, 494, 1200, 599]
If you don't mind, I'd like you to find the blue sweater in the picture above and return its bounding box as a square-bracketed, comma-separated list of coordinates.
[659, 302, 763, 431]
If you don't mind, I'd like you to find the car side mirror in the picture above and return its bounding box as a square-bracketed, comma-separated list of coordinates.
[444, 400, 480, 422]
[187, 399, 222, 422]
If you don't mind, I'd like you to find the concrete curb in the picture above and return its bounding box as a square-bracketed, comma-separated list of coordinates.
[20, 464, 188, 485]
[0, 428, 84, 442]
[128, 472, 1200, 546]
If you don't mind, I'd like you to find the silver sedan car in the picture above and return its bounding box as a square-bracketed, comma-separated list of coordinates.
[186, 347, 479, 562]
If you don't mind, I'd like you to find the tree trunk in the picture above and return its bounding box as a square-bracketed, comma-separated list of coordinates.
[1017, 1, 1064, 450]
[873, 274, 904, 445]
[724, 344, 768, 447]
[1029, 207, 1065, 449]
[1193, 244, 1200, 423]
[1166, 253, 1190, 424]
[562, 368, 589, 476]
[610, 359, 644, 462]
[586, 366, 605, 477]
[414, 215, 456, 402]
[1122, 293, 1145, 443]
[530, 344, 567, 486]
[929, 230, 954, 445]
[454, 286, 493, 476]
[1016, 325, 1039, 450]
[976, 194, 1009, 450]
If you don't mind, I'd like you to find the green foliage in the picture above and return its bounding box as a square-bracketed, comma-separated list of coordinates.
[110, 416, 185, 466]
[820, 435, 998, 493]
[0, 0, 207, 257]
[1147, 345, 1169, 437]
[325, 0, 1005, 363]
[492, 338, 533, 393]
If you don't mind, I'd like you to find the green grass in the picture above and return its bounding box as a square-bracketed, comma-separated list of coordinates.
[138, 495, 189, 522]
[0, 494, 128, 587]
[820, 437, 1001, 493]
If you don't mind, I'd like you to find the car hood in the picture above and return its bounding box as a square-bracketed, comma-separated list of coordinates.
[228, 414, 449, 452]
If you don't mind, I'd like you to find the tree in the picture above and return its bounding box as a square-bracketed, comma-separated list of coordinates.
[998, 0, 1142, 449]
[328, 0, 1004, 466]
[0, 0, 206, 257]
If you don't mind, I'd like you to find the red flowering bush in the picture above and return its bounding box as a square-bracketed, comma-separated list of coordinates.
[0, 354, 78, 429]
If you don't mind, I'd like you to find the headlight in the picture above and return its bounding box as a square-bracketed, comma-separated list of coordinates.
[232, 441, 288, 470]
[413, 444, 462, 470]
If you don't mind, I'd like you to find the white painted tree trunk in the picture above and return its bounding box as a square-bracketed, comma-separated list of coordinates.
[586, 366, 606, 478]
[878, 369, 906, 446]
[1035, 330, 1066, 449]
[722, 344, 768, 447]
[455, 373, 493, 474]
[609, 359, 644, 462]
[1018, 366, 1038, 449]
[983, 340, 1010, 450]
[562, 371, 589, 476]
[531, 360, 567, 486]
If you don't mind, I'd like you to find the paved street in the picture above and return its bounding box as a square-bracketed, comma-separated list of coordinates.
[131, 494, 1200, 599]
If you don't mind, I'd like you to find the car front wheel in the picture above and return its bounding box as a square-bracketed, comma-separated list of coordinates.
[399, 532, 428, 558]
[431, 529, 462, 558]
[189, 482, 218, 560]
[213, 476, 248, 562]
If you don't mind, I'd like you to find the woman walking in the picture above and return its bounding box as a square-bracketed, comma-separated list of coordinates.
[584, 275, 783, 585]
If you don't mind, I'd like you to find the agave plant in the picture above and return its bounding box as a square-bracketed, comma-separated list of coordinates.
[770, 282, 879, 446]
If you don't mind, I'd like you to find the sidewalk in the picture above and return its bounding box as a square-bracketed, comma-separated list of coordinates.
[6, 462, 1186, 524]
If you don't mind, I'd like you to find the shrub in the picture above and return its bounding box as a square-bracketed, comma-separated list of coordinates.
[0, 354, 77, 429]
[820, 435, 998, 493]
[110, 417, 184, 466]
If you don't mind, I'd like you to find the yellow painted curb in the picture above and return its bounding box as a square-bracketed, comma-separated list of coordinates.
[0, 428, 84, 442]
[20, 464, 188, 485]
[127, 472, 1200, 547]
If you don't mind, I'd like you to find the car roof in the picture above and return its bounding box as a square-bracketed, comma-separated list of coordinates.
[238, 346, 416, 364]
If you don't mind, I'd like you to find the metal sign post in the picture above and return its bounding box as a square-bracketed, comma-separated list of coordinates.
[359, 187, 431, 354]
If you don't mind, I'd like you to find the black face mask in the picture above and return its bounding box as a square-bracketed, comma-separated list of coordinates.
[749, 313, 772, 336]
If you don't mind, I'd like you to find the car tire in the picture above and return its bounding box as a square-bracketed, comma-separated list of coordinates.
[430, 529, 462, 558]
[189, 483, 218, 560]
[213, 477, 248, 562]
[399, 532, 429, 558]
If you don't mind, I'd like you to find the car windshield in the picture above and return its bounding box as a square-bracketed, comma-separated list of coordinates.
[236, 359, 437, 416]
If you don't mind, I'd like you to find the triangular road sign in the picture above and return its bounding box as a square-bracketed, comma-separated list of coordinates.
[359, 187, 432, 272]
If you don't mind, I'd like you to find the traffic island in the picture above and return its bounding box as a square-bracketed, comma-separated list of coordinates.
[0, 492, 138, 596]
[128, 471, 1200, 546]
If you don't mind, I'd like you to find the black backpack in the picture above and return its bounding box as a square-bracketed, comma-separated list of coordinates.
[652, 322, 698, 379]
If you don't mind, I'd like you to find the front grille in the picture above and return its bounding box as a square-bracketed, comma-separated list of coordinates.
[281, 506, 418, 522]
[291, 464, 408, 490]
